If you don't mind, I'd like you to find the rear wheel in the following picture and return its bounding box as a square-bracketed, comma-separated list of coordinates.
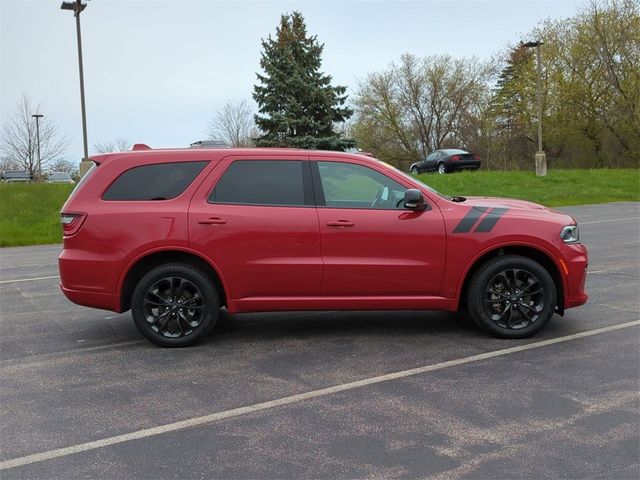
[437, 163, 447, 174]
[466, 255, 556, 338]
[131, 263, 220, 347]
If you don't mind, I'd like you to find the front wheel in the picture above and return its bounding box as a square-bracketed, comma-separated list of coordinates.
[466, 255, 557, 338]
[437, 163, 447, 174]
[410, 166, 419, 174]
[131, 263, 220, 347]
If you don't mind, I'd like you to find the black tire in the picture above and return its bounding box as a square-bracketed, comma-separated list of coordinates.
[131, 263, 220, 347]
[466, 255, 557, 339]
[410, 166, 419, 174]
[437, 163, 447, 175]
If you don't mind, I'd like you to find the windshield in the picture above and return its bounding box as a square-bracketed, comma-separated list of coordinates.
[377, 161, 451, 200]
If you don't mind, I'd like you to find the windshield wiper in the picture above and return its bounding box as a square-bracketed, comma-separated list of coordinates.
[451, 196, 467, 202]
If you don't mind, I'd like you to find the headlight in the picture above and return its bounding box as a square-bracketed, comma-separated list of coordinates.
[560, 225, 580, 244]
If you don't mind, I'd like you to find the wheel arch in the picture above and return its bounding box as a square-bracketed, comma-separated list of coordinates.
[118, 248, 229, 312]
[458, 244, 566, 314]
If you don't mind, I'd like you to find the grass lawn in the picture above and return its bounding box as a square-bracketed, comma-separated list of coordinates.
[0, 183, 75, 247]
[0, 169, 638, 247]
[417, 168, 640, 207]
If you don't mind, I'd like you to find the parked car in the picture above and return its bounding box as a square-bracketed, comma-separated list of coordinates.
[410, 149, 481, 175]
[1, 170, 31, 182]
[47, 172, 75, 184]
[59, 147, 588, 347]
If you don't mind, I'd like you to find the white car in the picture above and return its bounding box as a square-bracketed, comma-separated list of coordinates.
[47, 172, 75, 184]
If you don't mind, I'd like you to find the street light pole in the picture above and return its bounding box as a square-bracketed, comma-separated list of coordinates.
[522, 40, 546, 176]
[61, 0, 91, 176]
[32, 114, 44, 179]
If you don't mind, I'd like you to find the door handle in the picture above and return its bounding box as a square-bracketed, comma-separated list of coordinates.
[197, 217, 227, 225]
[326, 220, 355, 227]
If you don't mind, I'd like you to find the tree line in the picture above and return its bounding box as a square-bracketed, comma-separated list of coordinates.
[351, 0, 639, 170]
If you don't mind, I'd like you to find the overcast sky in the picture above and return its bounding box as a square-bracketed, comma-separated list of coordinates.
[1, 0, 583, 159]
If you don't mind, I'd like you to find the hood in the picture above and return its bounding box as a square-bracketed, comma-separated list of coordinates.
[462, 196, 548, 211]
[458, 196, 574, 225]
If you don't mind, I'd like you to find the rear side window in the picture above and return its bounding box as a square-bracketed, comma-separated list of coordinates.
[209, 160, 307, 206]
[103, 161, 208, 201]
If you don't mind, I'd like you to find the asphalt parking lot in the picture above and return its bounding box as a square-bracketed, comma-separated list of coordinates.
[0, 202, 638, 479]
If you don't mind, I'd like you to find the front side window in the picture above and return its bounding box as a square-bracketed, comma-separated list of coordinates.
[317, 161, 407, 210]
[103, 161, 208, 201]
[426, 152, 438, 161]
[210, 160, 307, 206]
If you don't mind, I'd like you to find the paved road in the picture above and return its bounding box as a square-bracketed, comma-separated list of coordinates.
[0, 202, 638, 479]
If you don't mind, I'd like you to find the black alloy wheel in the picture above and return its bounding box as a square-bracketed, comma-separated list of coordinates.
[483, 268, 544, 330]
[131, 263, 219, 347]
[467, 255, 556, 338]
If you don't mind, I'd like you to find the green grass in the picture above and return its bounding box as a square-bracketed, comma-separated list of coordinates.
[0, 183, 75, 247]
[0, 169, 638, 247]
[416, 168, 640, 207]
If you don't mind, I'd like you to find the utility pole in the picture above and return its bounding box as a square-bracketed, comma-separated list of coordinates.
[61, 0, 91, 176]
[32, 114, 44, 179]
[522, 40, 546, 176]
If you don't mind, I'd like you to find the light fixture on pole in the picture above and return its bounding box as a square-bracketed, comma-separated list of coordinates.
[32, 114, 44, 179]
[60, 0, 91, 176]
[521, 40, 546, 177]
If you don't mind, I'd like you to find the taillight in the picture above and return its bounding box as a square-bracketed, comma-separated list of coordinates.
[61, 213, 87, 236]
[473, 154, 480, 161]
[451, 155, 460, 161]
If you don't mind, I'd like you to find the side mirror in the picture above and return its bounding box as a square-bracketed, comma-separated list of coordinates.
[404, 189, 426, 210]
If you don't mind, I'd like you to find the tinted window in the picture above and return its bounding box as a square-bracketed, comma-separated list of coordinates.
[317, 162, 407, 210]
[210, 160, 306, 206]
[103, 161, 208, 201]
[426, 152, 438, 161]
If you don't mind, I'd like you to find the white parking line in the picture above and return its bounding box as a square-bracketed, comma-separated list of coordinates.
[0, 275, 59, 285]
[581, 216, 640, 225]
[1, 319, 638, 471]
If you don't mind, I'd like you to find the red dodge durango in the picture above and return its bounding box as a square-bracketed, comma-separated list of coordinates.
[59, 147, 588, 347]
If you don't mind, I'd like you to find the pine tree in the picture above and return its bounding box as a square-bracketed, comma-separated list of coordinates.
[253, 11, 354, 150]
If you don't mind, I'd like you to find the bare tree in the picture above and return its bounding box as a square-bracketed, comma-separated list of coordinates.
[353, 54, 493, 167]
[48, 158, 79, 177]
[93, 138, 132, 154]
[0, 94, 69, 177]
[207, 99, 256, 147]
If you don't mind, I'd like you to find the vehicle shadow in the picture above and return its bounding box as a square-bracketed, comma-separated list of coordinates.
[206, 308, 478, 344]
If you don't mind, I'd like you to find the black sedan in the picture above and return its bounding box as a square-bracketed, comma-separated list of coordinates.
[410, 149, 481, 175]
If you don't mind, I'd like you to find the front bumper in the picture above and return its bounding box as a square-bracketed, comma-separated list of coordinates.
[562, 243, 589, 308]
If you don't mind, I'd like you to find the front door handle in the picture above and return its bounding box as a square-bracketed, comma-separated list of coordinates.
[326, 220, 355, 227]
[197, 217, 227, 225]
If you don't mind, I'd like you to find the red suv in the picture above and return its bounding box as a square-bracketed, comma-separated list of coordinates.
[59, 148, 588, 347]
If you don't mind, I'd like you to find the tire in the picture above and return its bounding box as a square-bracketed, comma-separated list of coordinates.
[437, 163, 447, 175]
[131, 263, 220, 347]
[410, 166, 419, 174]
[466, 255, 557, 339]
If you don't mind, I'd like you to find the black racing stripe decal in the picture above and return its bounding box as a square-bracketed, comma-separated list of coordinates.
[452, 207, 489, 233]
[474, 207, 509, 233]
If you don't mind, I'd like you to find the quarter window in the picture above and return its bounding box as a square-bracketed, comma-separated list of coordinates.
[103, 161, 208, 201]
[210, 160, 306, 206]
[316, 161, 407, 210]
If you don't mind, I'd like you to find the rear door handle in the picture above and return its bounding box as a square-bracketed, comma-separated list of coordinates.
[197, 217, 227, 225]
[326, 220, 355, 227]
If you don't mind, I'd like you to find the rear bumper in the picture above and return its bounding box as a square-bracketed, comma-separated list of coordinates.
[448, 161, 481, 171]
[60, 284, 120, 311]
